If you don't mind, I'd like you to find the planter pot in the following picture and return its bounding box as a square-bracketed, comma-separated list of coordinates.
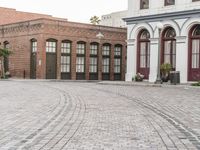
[161, 76, 169, 82]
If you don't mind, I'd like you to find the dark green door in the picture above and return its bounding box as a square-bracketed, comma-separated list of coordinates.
[46, 53, 57, 79]
[30, 53, 37, 79]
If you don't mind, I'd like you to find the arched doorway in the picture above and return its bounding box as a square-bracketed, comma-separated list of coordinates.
[137, 29, 150, 79]
[189, 25, 200, 81]
[161, 27, 176, 70]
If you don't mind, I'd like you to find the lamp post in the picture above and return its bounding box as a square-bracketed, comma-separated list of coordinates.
[155, 22, 164, 84]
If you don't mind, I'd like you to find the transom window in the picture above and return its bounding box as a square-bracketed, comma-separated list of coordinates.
[77, 43, 85, 54]
[31, 41, 37, 53]
[165, 0, 175, 6]
[61, 42, 71, 54]
[114, 46, 122, 56]
[102, 45, 110, 56]
[140, 0, 149, 9]
[90, 44, 98, 55]
[46, 41, 56, 53]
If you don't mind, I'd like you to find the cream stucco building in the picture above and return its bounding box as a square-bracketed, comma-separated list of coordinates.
[124, 0, 200, 83]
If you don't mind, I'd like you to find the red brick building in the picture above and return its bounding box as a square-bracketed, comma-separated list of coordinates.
[0, 8, 127, 80]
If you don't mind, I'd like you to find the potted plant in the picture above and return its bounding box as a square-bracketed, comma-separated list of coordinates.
[0, 48, 12, 79]
[160, 63, 172, 82]
[134, 73, 144, 82]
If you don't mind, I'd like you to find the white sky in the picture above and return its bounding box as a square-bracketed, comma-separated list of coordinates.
[0, 0, 127, 23]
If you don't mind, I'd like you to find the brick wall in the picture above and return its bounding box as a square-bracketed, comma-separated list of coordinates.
[0, 7, 66, 25]
[0, 18, 127, 80]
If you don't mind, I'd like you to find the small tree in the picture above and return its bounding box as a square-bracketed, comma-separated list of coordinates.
[0, 48, 12, 78]
[90, 16, 101, 25]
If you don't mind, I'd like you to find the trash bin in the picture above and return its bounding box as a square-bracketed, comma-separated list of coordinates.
[170, 71, 180, 85]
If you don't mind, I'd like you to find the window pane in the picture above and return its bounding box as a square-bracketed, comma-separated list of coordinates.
[61, 42, 71, 54]
[114, 58, 121, 73]
[102, 45, 110, 56]
[46, 41, 56, 53]
[77, 43, 85, 54]
[90, 57, 97, 73]
[192, 39, 200, 68]
[140, 56, 146, 68]
[102, 58, 110, 73]
[90, 44, 98, 55]
[76, 57, 85, 72]
[114, 46, 122, 56]
[165, 0, 175, 6]
[61, 56, 70, 73]
[141, 0, 149, 9]
[32, 41, 37, 52]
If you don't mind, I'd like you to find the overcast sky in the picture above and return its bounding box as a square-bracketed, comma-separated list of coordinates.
[0, 0, 127, 23]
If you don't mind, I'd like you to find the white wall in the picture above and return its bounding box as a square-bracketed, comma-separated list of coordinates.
[128, 0, 200, 17]
[100, 10, 127, 27]
[126, 17, 198, 83]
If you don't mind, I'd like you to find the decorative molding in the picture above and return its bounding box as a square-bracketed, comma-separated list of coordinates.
[124, 9, 200, 24]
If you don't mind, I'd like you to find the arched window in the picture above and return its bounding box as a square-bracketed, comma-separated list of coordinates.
[61, 40, 71, 79]
[89, 42, 98, 80]
[162, 27, 176, 69]
[76, 41, 86, 80]
[102, 43, 111, 80]
[189, 25, 200, 81]
[137, 29, 150, 79]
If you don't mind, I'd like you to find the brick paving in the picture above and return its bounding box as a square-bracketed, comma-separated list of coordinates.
[0, 80, 200, 150]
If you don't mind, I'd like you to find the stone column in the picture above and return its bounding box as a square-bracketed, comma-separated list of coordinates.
[149, 38, 159, 83]
[125, 39, 136, 81]
[176, 36, 187, 83]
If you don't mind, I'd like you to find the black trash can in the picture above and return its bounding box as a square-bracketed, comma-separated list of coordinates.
[170, 71, 180, 85]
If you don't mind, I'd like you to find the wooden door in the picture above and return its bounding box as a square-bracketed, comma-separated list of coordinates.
[46, 53, 57, 79]
[30, 53, 37, 79]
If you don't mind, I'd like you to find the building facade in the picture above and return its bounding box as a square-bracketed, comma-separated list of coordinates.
[100, 10, 127, 28]
[125, 0, 200, 83]
[0, 17, 126, 80]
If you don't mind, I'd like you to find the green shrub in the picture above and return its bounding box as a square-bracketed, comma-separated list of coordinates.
[191, 81, 200, 86]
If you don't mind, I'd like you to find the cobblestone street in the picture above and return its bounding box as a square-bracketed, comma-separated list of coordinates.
[0, 80, 200, 150]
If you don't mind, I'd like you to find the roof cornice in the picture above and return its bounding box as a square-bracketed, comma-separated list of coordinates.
[123, 9, 200, 24]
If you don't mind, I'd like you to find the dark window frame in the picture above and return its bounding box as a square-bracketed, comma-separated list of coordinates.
[61, 40, 72, 73]
[164, 0, 175, 6]
[140, 0, 149, 9]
